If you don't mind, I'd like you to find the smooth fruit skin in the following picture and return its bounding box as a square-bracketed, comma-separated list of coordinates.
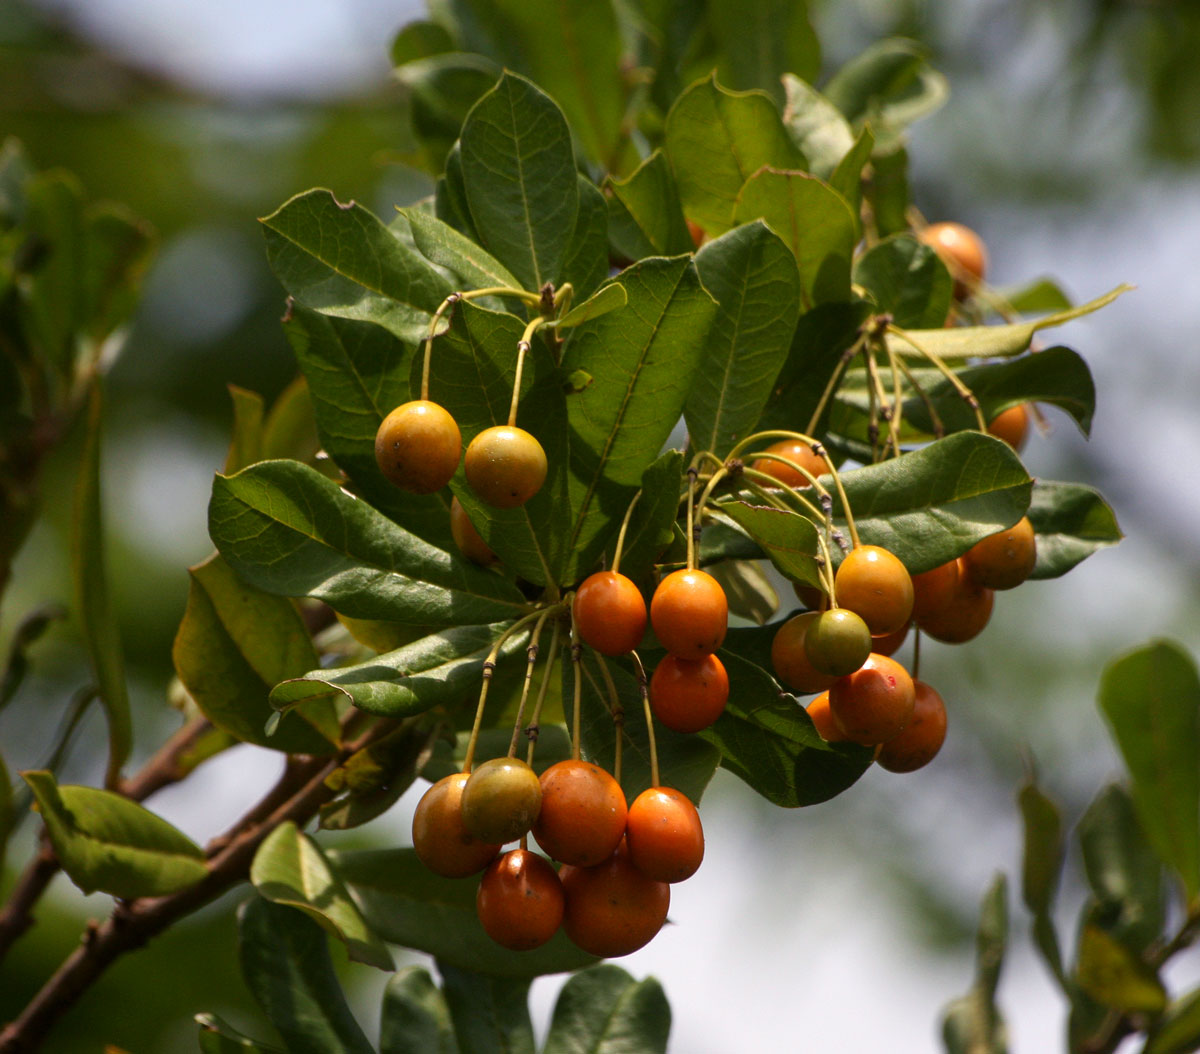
[559, 840, 670, 957]
[806, 691, 845, 742]
[963, 516, 1037, 590]
[460, 757, 543, 845]
[650, 653, 729, 734]
[916, 558, 994, 643]
[411, 773, 501, 878]
[918, 221, 988, 296]
[871, 623, 910, 658]
[751, 439, 827, 491]
[650, 569, 728, 659]
[828, 653, 916, 746]
[910, 559, 961, 621]
[450, 496, 497, 566]
[877, 680, 948, 773]
[988, 404, 1030, 450]
[625, 787, 704, 883]
[463, 425, 547, 508]
[476, 849, 564, 951]
[533, 760, 628, 867]
[770, 612, 837, 695]
[374, 400, 461, 494]
[573, 571, 647, 656]
[835, 545, 914, 636]
[804, 608, 872, 677]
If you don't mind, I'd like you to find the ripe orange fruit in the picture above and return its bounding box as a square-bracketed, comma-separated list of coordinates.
[910, 559, 960, 621]
[770, 612, 837, 695]
[877, 680, 948, 773]
[962, 516, 1037, 591]
[459, 756, 543, 845]
[449, 496, 496, 566]
[918, 221, 988, 297]
[915, 558, 994, 643]
[806, 690, 845, 743]
[751, 439, 827, 491]
[828, 653, 916, 746]
[532, 760, 628, 867]
[411, 773, 501, 878]
[559, 839, 670, 957]
[987, 404, 1030, 450]
[650, 568, 727, 659]
[834, 545, 914, 636]
[871, 623, 910, 657]
[625, 787, 704, 883]
[463, 425, 547, 508]
[374, 400, 461, 494]
[476, 849, 564, 951]
[650, 653, 729, 733]
[573, 571, 647, 656]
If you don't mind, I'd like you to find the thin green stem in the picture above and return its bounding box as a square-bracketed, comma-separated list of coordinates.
[570, 628, 583, 762]
[507, 611, 551, 757]
[524, 618, 564, 768]
[611, 491, 643, 576]
[886, 323, 987, 432]
[595, 657, 625, 785]
[630, 652, 659, 788]
[805, 333, 868, 436]
[685, 468, 698, 571]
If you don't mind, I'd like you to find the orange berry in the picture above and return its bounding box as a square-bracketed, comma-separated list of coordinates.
[806, 690, 845, 742]
[770, 612, 837, 695]
[650, 568, 727, 659]
[877, 680, 948, 773]
[918, 221, 987, 297]
[988, 404, 1030, 450]
[476, 849, 564, 951]
[650, 653, 729, 734]
[374, 400, 461, 494]
[532, 760, 628, 867]
[573, 571, 647, 656]
[463, 425, 547, 508]
[450, 496, 497, 566]
[962, 516, 1037, 591]
[828, 653, 916, 746]
[910, 559, 961, 621]
[751, 440, 827, 491]
[625, 787, 704, 883]
[411, 773, 501, 878]
[835, 545, 914, 636]
[559, 839, 670, 957]
[916, 558, 994, 643]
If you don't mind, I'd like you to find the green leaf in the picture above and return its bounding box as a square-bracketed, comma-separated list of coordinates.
[397, 207, 522, 291]
[854, 233, 952, 330]
[1098, 640, 1200, 902]
[391, 20, 454, 65]
[79, 202, 154, 353]
[560, 176, 610, 302]
[941, 874, 1008, 1054]
[605, 452, 684, 585]
[251, 822, 393, 970]
[196, 1012, 283, 1053]
[832, 431, 1033, 574]
[440, 962, 535, 1054]
[328, 847, 600, 979]
[209, 459, 527, 625]
[706, 559, 778, 626]
[1027, 481, 1122, 579]
[781, 74, 855, 180]
[436, 144, 481, 242]
[542, 964, 671, 1054]
[664, 74, 807, 237]
[994, 277, 1073, 316]
[551, 283, 627, 329]
[733, 168, 857, 308]
[714, 502, 820, 587]
[238, 896, 374, 1054]
[1018, 778, 1067, 986]
[394, 53, 501, 172]
[867, 145, 910, 238]
[0, 603, 65, 712]
[173, 554, 338, 753]
[686, 221, 802, 457]
[707, 0, 820, 105]
[829, 126, 875, 234]
[1079, 784, 1165, 954]
[698, 643, 872, 806]
[605, 151, 694, 262]
[20, 171, 84, 377]
[261, 189, 454, 344]
[1076, 924, 1167, 1014]
[261, 376, 321, 464]
[1144, 987, 1200, 1054]
[458, 72, 578, 292]
[23, 770, 206, 898]
[224, 385, 266, 474]
[72, 383, 130, 788]
[380, 967, 460, 1054]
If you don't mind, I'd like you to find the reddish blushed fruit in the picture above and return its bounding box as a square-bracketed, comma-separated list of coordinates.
[460, 756, 543, 845]
[771, 612, 838, 695]
[559, 839, 670, 957]
[626, 787, 704, 883]
[411, 773, 501, 878]
[804, 608, 872, 677]
[916, 558, 994, 643]
[988, 404, 1031, 450]
[450, 496, 497, 566]
[918, 221, 988, 297]
[374, 400, 461, 494]
[476, 849, 564, 951]
[828, 653, 916, 746]
[835, 545, 914, 637]
[650, 568, 728, 659]
[910, 559, 961, 621]
[464, 425, 547, 508]
[573, 571, 647, 656]
[962, 517, 1037, 591]
[806, 691, 845, 742]
[650, 653, 729, 733]
[877, 680, 948, 773]
[751, 440, 827, 491]
[532, 760, 628, 867]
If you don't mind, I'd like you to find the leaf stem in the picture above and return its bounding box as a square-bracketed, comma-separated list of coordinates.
[611, 491, 643, 576]
[508, 316, 547, 427]
[507, 611, 551, 758]
[630, 652, 659, 789]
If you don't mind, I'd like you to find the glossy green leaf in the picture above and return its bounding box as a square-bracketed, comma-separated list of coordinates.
[397, 207, 521, 291]
[664, 75, 806, 236]
[262, 189, 454, 344]
[271, 622, 521, 719]
[560, 176, 610, 302]
[224, 385, 266, 474]
[395, 53, 500, 172]
[1076, 923, 1167, 1014]
[561, 256, 717, 579]
[941, 874, 1008, 1054]
[708, 559, 778, 626]
[714, 501, 821, 587]
[1018, 778, 1066, 986]
[854, 234, 952, 330]
[380, 967, 460, 1054]
[884, 285, 1133, 361]
[698, 645, 872, 806]
[458, 72, 578, 292]
[436, 143, 481, 242]
[1143, 987, 1200, 1054]
[440, 963, 535, 1054]
[390, 20, 454, 65]
[23, 770, 206, 898]
[707, 0, 819, 104]
[72, 383, 130, 788]
[994, 277, 1073, 316]
[605, 151, 693, 261]
[173, 554, 338, 753]
[1079, 784, 1165, 954]
[733, 168, 857, 308]
[209, 459, 527, 625]
[551, 283, 627, 329]
[781, 74, 855, 180]
[832, 431, 1033, 574]
[686, 221, 801, 457]
[1027, 481, 1122, 579]
[542, 964, 671, 1054]
[239, 896, 374, 1054]
[867, 145, 910, 238]
[251, 822, 392, 970]
[261, 376, 321, 464]
[829, 126, 874, 236]
[196, 1013, 282, 1053]
[328, 847, 600, 979]
[1098, 640, 1200, 901]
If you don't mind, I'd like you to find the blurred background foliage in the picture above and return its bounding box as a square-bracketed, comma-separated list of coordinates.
[0, 0, 1197, 1050]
